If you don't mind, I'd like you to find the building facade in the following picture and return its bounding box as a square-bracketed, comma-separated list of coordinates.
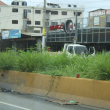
[88, 9, 110, 27]
[0, 0, 85, 51]
[46, 8, 110, 52]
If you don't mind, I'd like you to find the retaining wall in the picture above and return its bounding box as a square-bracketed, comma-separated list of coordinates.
[0, 70, 110, 109]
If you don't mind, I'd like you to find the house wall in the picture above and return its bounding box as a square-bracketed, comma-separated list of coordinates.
[0, 4, 84, 33]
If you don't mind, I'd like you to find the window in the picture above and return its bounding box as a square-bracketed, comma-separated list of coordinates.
[51, 11, 58, 15]
[12, 8, 18, 12]
[46, 22, 49, 26]
[23, 9, 27, 18]
[12, 20, 18, 24]
[62, 11, 67, 15]
[94, 16, 99, 25]
[68, 46, 73, 53]
[51, 22, 58, 25]
[35, 10, 41, 14]
[27, 10, 31, 13]
[74, 46, 87, 54]
[35, 21, 40, 25]
[27, 21, 31, 24]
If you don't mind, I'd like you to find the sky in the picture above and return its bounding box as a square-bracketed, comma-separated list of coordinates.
[2, 0, 110, 17]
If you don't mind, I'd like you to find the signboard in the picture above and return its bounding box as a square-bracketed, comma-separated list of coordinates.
[89, 9, 110, 17]
[2, 31, 9, 39]
[89, 10, 106, 17]
[74, 38, 76, 41]
[9, 29, 21, 39]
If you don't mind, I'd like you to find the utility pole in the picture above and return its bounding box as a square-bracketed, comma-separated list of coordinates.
[42, 0, 46, 50]
[74, 11, 78, 44]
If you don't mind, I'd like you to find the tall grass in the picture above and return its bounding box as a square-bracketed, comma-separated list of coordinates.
[0, 48, 110, 80]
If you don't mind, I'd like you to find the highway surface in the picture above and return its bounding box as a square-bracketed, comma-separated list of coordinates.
[0, 92, 108, 110]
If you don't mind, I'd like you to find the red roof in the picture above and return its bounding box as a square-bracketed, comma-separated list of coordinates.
[0, 1, 7, 5]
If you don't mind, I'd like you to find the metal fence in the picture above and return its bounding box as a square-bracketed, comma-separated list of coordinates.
[46, 14, 110, 43]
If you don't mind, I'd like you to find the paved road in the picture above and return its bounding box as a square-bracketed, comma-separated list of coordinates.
[0, 92, 108, 110]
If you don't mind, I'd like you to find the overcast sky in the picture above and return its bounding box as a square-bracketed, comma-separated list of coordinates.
[3, 0, 110, 17]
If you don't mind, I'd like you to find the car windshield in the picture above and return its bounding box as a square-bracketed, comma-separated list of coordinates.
[74, 46, 88, 54]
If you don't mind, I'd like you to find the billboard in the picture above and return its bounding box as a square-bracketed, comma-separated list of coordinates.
[89, 9, 110, 17]
[2, 31, 9, 39]
[89, 10, 106, 17]
[9, 29, 21, 39]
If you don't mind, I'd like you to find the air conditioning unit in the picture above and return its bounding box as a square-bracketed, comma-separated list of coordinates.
[34, 28, 41, 33]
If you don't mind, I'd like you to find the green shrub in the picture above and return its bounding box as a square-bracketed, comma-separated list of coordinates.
[0, 47, 110, 80]
[0, 49, 16, 71]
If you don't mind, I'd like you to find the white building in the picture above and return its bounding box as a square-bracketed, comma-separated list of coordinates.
[0, 0, 85, 51]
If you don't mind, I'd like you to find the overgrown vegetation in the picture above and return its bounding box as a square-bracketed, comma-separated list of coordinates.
[0, 47, 110, 81]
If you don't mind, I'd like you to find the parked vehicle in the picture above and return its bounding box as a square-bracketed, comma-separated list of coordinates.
[63, 43, 95, 56]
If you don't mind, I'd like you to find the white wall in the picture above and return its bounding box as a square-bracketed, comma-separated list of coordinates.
[0, 6, 23, 30]
[49, 9, 84, 20]
[47, 8, 84, 27]
[0, 5, 44, 31]
[0, 5, 84, 32]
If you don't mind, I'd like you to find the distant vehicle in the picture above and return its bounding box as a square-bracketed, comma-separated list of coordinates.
[63, 43, 95, 57]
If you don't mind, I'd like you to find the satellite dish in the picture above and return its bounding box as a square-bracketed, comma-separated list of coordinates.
[64, 20, 73, 34]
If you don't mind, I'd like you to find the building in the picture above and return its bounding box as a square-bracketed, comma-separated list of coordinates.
[46, 8, 110, 52]
[89, 8, 110, 27]
[0, 0, 85, 51]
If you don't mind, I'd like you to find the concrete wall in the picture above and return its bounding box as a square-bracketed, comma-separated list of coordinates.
[0, 70, 110, 109]
[0, 5, 43, 30]
[0, 5, 84, 32]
